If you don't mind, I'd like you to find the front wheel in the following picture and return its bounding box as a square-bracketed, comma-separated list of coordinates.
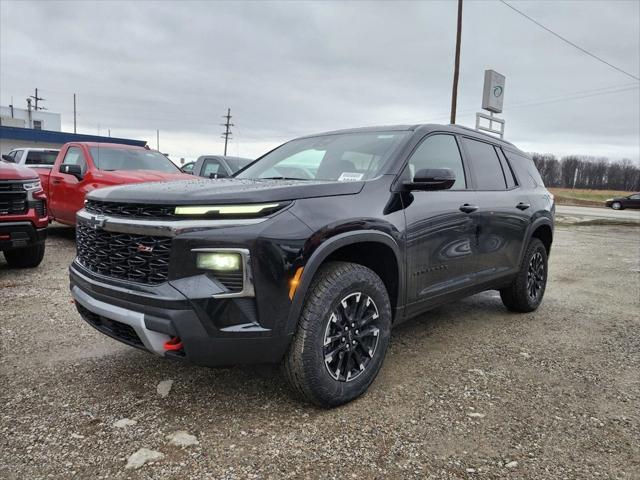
[3, 243, 45, 268]
[611, 202, 623, 210]
[284, 261, 392, 407]
[500, 238, 548, 312]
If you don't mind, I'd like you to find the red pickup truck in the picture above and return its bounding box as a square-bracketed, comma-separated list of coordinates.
[1, 160, 48, 267]
[36, 142, 190, 225]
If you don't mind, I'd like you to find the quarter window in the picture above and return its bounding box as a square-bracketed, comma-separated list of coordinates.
[407, 134, 466, 189]
[61, 147, 87, 175]
[496, 147, 517, 188]
[461, 138, 507, 190]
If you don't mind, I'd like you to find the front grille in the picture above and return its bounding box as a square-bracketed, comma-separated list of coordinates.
[76, 303, 144, 348]
[76, 223, 172, 284]
[0, 182, 27, 215]
[85, 200, 176, 219]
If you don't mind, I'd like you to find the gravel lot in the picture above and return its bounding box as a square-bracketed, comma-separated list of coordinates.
[1, 224, 639, 479]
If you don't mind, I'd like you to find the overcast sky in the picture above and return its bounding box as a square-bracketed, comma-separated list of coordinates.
[1, 0, 639, 162]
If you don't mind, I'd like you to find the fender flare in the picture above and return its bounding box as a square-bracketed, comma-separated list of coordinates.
[284, 230, 404, 335]
[519, 215, 554, 264]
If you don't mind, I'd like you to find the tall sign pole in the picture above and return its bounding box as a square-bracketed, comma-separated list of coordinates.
[450, 0, 463, 124]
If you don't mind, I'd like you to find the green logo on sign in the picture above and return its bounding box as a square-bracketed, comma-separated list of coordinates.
[493, 86, 503, 97]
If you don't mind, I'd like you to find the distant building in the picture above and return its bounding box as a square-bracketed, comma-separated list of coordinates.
[0, 105, 61, 131]
[0, 125, 147, 156]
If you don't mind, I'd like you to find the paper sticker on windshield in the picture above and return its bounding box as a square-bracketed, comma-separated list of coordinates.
[338, 172, 364, 182]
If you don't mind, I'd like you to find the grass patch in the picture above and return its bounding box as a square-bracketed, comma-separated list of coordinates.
[549, 188, 630, 207]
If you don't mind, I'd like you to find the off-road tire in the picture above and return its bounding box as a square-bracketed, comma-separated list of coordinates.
[3, 243, 45, 268]
[284, 261, 392, 407]
[500, 238, 547, 313]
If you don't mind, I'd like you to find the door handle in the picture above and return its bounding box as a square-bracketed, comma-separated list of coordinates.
[51, 179, 61, 185]
[459, 204, 478, 214]
[516, 202, 530, 210]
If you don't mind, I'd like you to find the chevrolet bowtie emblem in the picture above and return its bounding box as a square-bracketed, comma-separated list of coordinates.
[88, 215, 106, 230]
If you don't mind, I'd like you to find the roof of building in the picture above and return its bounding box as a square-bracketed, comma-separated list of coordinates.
[0, 125, 147, 147]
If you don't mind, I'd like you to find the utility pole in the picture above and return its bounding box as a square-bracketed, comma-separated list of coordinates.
[73, 93, 77, 133]
[221, 108, 234, 156]
[156, 129, 160, 150]
[450, 0, 463, 124]
[26, 97, 33, 128]
[29, 88, 46, 111]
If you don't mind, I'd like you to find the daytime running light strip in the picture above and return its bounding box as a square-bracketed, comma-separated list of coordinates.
[174, 203, 280, 215]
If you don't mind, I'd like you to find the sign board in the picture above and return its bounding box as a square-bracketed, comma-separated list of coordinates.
[482, 69, 505, 113]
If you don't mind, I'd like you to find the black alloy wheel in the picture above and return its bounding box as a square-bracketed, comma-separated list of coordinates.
[323, 292, 381, 382]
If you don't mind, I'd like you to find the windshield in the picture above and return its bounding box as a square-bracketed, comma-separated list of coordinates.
[236, 131, 410, 181]
[25, 150, 58, 166]
[90, 147, 179, 173]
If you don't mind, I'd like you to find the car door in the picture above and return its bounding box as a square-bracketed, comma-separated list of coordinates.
[459, 137, 530, 281]
[402, 133, 481, 314]
[49, 145, 89, 224]
[624, 194, 640, 209]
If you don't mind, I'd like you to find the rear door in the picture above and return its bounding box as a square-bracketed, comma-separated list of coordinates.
[49, 145, 89, 224]
[459, 137, 530, 280]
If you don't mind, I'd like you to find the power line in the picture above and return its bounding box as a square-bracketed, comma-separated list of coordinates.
[499, 0, 640, 82]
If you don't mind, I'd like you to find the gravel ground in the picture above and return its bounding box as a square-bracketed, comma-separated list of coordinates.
[1, 224, 639, 479]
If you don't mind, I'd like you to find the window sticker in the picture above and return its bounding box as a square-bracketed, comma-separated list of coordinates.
[338, 172, 364, 182]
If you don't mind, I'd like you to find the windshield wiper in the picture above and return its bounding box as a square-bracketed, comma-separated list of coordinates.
[260, 176, 309, 181]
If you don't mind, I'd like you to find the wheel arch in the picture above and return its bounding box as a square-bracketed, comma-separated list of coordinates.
[285, 230, 404, 335]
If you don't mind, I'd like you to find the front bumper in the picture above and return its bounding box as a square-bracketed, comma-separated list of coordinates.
[0, 217, 47, 250]
[70, 261, 293, 366]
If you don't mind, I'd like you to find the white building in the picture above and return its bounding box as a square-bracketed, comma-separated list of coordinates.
[0, 105, 61, 131]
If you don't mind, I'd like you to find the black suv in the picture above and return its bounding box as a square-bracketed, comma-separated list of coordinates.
[70, 124, 554, 407]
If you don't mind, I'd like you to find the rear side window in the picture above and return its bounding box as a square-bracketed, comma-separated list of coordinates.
[505, 150, 544, 188]
[26, 150, 58, 166]
[407, 134, 466, 189]
[461, 138, 506, 190]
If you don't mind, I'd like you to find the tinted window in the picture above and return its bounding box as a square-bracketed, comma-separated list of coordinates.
[61, 147, 87, 174]
[237, 131, 410, 181]
[505, 151, 544, 188]
[90, 148, 179, 173]
[407, 134, 466, 189]
[629, 194, 640, 200]
[496, 147, 517, 188]
[25, 150, 58, 166]
[462, 138, 506, 190]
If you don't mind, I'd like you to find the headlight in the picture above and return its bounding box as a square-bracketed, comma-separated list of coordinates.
[196, 252, 242, 271]
[23, 180, 42, 191]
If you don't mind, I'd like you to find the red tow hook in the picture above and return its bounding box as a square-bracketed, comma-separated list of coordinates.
[164, 336, 183, 351]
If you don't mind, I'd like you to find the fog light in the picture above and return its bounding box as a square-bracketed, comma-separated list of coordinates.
[197, 252, 241, 271]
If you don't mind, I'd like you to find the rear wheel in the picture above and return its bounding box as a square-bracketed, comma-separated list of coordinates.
[3, 243, 45, 268]
[500, 238, 547, 313]
[284, 261, 391, 407]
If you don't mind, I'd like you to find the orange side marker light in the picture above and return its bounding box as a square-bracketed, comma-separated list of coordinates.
[288, 267, 304, 300]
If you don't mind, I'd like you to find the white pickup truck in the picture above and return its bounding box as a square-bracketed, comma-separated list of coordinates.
[2, 148, 60, 169]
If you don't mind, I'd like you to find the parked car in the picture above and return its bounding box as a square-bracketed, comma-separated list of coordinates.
[181, 155, 253, 178]
[2, 148, 60, 168]
[605, 193, 640, 210]
[37, 142, 190, 225]
[0, 159, 48, 267]
[69, 124, 554, 407]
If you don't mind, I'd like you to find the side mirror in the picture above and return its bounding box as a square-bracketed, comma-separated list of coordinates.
[2, 154, 14, 162]
[209, 171, 229, 179]
[60, 164, 84, 180]
[404, 168, 456, 191]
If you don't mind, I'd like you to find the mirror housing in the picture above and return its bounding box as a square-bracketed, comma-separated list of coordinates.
[1, 154, 14, 162]
[60, 164, 83, 180]
[404, 168, 456, 191]
[209, 171, 229, 179]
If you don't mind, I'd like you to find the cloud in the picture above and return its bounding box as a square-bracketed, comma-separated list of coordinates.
[1, 0, 638, 161]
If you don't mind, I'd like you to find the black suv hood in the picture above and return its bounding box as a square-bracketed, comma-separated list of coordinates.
[88, 178, 365, 204]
